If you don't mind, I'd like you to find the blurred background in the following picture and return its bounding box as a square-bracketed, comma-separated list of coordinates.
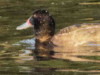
[0, 0, 100, 75]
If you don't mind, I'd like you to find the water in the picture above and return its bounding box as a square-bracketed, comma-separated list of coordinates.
[0, 0, 100, 75]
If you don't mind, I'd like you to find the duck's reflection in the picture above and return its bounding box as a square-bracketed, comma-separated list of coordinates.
[33, 39, 54, 60]
[33, 38, 100, 62]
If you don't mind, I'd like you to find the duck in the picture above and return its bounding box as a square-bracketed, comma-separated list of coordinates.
[16, 9, 100, 62]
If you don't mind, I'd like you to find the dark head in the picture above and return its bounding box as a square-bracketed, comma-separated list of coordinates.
[30, 9, 55, 42]
[30, 10, 55, 37]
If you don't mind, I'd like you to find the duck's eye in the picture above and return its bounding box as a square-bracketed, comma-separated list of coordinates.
[29, 17, 34, 25]
[29, 17, 40, 26]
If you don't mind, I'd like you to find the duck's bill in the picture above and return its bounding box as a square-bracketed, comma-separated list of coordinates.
[16, 18, 33, 30]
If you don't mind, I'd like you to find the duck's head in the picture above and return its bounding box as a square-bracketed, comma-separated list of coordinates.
[17, 9, 55, 40]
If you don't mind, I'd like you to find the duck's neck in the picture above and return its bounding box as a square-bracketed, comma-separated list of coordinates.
[35, 35, 52, 43]
[34, 21, 55, 43]
[34, 22, 55, 59]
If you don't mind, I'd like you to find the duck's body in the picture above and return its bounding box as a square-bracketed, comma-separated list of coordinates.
[52, 23, 100, 52]
[17, 9, 100, 61]
[51, 23, 100, 62]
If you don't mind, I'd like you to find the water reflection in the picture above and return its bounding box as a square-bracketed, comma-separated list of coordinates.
[13, 37, 100, 63]
[12, 38, 35, 50]
[1, 34, 100, 74]
[17, 37, 100, 63]
[30, 67, 56, 75]
[11, 37, 100, 74]
[30, 67, 100, 75]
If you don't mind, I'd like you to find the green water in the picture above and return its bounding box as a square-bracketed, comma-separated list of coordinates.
[0, 0, 100, 75]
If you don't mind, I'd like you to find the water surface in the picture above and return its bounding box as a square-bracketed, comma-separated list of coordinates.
[0, 0, 100, 75]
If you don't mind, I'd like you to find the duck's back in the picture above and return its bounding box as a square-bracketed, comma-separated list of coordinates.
[51, 23, 100, 52]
